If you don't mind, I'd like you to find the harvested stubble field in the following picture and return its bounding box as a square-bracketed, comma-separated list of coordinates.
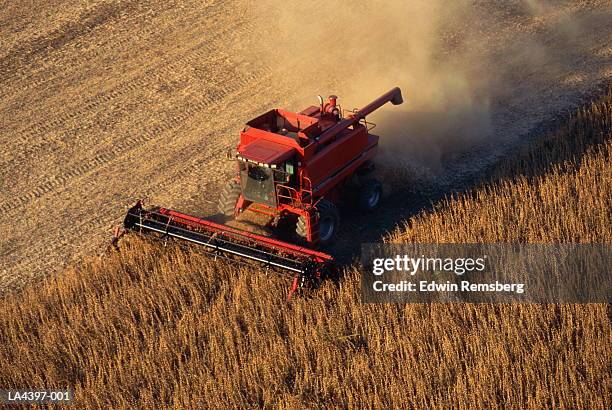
[0, 88, 609, 408]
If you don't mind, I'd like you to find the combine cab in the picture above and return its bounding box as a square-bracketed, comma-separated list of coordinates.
[120, 88, 403, 297]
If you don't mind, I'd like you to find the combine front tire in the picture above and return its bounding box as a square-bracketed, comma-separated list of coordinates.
[295, 214, 309, 241]
[297, 199, 340, 246]
[358, 179, 383, 211]
[217, 179, 241, 217]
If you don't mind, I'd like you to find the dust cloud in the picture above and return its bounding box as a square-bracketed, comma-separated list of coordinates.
[248, 0, 596, 179]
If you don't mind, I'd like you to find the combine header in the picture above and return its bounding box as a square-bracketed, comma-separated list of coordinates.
[120, 87, 403, 296]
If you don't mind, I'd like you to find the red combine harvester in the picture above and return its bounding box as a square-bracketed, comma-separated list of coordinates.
[122, 87, 403, 295]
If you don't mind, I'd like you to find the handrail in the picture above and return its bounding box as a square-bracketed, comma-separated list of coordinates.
[275, 174, 314, 209]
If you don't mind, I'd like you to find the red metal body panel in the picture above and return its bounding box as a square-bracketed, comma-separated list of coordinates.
[240, 127, 308, 157]
[309, 135, 379, 197]
[303, 125, 374, 189]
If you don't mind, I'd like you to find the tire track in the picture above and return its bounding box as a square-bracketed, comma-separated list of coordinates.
[0, 0, 231, 101]
[0, 66, 272, 215]
[1, 49, 235, 172]
[1, 5, 249, 142]
[0, 1, 143, 84]
[0, 146, 226, 290]
[0, 144, 231, 291]
[0, 139, 229, 292]
[0, 18, 253, 166]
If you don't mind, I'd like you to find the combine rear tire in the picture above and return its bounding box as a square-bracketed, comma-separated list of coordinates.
[217, 179, 241, 217]
[358, 179, 383, 211]
[296, 199, 340, 246]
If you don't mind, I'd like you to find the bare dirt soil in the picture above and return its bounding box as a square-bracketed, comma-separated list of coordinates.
[0, 0, 610, 290]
